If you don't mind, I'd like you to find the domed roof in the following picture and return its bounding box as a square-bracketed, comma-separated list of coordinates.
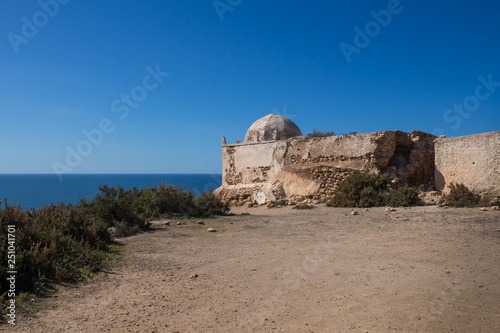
[244, 114, 302, 143]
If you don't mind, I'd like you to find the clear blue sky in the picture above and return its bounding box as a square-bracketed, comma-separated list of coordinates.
[1, 0, 499, 174]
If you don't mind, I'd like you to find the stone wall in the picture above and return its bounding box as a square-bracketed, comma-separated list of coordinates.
[215, 130, 436, 206]
[435, 131, 500, 197]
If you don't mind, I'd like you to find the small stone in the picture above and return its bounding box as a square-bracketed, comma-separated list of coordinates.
[351, 211, 359, 215]
[163, 221, 170, 226]
[197, 221, 205, 225]
[364, 208, 369, 212]
[176, 221, 182, 225]
[189, 274, 199, 279]
[492, 206, 499, 211]
[207, 228, 217, 232]
[385, 207, 396, 213]
[479, 207, 488, 211]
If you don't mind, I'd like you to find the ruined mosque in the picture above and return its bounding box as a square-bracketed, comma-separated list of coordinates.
[214, 114, 500, 206]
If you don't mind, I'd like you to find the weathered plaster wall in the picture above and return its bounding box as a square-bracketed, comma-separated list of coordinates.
[216, 130, 436, 206]
[435, 131, 500, 196]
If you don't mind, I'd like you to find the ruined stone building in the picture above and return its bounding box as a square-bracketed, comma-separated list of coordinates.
[215, 114, 499, 206]
[435, 131, 499, 197]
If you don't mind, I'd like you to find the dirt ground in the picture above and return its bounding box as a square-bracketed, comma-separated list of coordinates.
[7, 205, 500, 332]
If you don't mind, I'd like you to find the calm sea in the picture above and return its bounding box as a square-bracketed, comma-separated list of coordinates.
[0, 174, 222, 210]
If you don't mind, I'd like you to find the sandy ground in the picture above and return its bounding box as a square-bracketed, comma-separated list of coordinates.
[6, 205, 500, 332]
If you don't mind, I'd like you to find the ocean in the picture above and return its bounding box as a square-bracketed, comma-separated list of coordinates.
[0, 174, 222, 210]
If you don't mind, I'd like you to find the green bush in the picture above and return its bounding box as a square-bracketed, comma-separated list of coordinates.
[443, 183, 480, 207]
[0, 183, 228, 322]
[193, 191, 230, 216]
[326, 170, 388, 207]
[80, 185, 145, 229]
[326, 170, 420, 207]
[293, 203, 314, 210]
[267, 199, 288, 208]
[316, 197, 332, 204]
[385, 185, 421, 207]
[82, 184, 223, 226]
[145, 183, 198, 218]
[0, 202, 110, 296]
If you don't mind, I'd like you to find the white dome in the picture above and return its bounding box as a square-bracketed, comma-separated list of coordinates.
[244, 114, 302, 143]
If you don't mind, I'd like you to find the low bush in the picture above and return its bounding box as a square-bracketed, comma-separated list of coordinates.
[267, 199, 288, 208]
[384, 185, 421, 207]
[443, 183, 480, 207]
[307, 129, 335, 137]
[326, 170, 388, 207]
[0, 184, 227, 322]
[193, 191, 230, 216]
[293, 203, 314, 210]
[0, 202, 110, 297]
[316, 197, 332, 204]
[326, 170, 421, 207]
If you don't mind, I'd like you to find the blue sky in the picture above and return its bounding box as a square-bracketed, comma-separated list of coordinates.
[1, 0, 499, 174]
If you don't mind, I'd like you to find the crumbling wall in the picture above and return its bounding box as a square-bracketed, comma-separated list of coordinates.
[381, 131, 436, 188]
[216, 130, 436, 206]
[435, 131, 500, 197]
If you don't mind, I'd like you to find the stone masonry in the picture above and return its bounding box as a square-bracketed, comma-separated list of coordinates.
[214, 114, 438, 206]
[435, 131, 500, 198]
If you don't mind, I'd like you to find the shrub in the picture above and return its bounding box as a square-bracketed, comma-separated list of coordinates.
[82, 183, 211, 227]
[326, 170, 421, 207]
[293, 203, 314, 210]
[0, 202, 110, 297]
[385, 185, 420, 207]
[307, 129, 335, 137]
[0, 183, 229, 322]
[88, 187, 140, 228]
[113, 221, 139, 237]
[327, 170, 388, 207]
[193, 191, 230, 216]
[443, 183, 480, 207]
[146, 183, 198, 217]
[267, 199, 288, 208]
[316, 197, 332, 204]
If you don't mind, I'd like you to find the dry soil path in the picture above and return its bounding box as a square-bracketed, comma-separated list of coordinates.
[7, 205, 500, 332]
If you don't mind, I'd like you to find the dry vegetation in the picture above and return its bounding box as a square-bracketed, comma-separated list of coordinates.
[0, 184, 228, 323]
